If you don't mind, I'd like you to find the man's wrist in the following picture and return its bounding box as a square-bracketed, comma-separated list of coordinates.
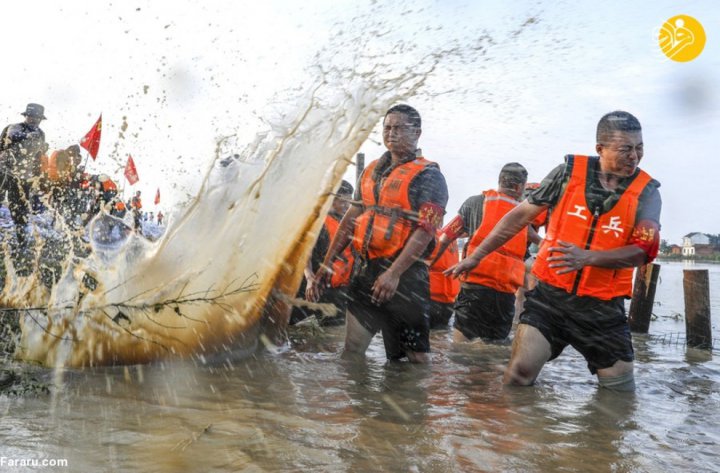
[319, 259, 332, 272]
[468, 249, 485, 264]
[385, 264, 402, 278]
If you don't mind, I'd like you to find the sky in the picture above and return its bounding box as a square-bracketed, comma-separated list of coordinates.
[1, 0, 718, 245]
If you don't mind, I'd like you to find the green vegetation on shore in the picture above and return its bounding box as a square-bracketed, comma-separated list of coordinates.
[657, 255, 720, 264]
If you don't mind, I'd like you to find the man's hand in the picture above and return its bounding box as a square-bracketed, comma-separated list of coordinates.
[443, 255, 480, 279]
[304, 272, 320, 302]
[371, 268, 401, 305]
[547, 240, 590, 274]
[308, 265, 331, 302]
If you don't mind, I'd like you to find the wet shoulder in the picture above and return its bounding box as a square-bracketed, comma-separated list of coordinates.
[459, 194, 485, 213]
[526, 161, 568, 206]
[410, 164, 448, 209]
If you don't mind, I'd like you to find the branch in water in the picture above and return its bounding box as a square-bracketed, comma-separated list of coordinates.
[2, 274, 261, 350]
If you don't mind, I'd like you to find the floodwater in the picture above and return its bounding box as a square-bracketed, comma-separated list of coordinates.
[2, 2, 719, 471]
[1, 261, 718, 472]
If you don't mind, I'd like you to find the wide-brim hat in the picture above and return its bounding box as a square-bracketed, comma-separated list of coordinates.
[21, 103, 46, 120]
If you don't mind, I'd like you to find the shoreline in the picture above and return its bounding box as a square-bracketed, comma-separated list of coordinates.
[656, 256, 720, 265]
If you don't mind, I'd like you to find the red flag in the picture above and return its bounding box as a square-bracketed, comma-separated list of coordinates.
[154, 188, 160, 205]
[124, 155, 139, 185]
[80, 114, 102, 160]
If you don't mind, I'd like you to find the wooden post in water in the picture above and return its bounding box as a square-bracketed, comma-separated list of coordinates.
[683, 269, 712, 349]
[355, 153, 365, 186]
[628, 263, 661, 333]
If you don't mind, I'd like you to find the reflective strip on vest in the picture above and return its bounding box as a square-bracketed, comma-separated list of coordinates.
[532, 155, 653, 300]
[464, 189, 527, 293]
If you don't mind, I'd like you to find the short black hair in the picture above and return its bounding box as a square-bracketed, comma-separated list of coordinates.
[596, 111, 642, 143]
[499, 162, 528, 187]
[384, 104, 421, 128]
[66, 144, 81, 157]
[337, 179, 353, 196]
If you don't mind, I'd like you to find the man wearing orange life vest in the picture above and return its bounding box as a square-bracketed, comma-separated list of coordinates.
[447, 111, 661, 392]
[38, 144, 85, 223]
[39, 145, 81, 196]
[40, 146, 77, 183]
[436, 163, 539, 342]
[292, 180, 355, 326]
[110, 200, 127, 219]
[313, 104, 448, 363]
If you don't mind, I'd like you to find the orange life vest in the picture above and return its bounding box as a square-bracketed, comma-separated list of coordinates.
[532, 155, 653, 300]
[428, 234, 461, 303]
[101, 178, 118, 192]
[40, 153, 55, 180]
[115, 201, 126, 211]
[353, 157, 436, 260]
[41, 150, 72, 182]
[464, 189, 528, 294]
[324, 214, 354, 288]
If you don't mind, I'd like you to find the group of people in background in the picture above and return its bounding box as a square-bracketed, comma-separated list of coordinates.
[293, 104, 662, 392]
[0, 103, 156, 277]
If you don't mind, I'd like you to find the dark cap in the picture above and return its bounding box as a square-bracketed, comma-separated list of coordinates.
[500, 162, 527, 178]
[21, 103, 46, 120]
[499, 162, 528, 186]
[337, 179, 354, 196]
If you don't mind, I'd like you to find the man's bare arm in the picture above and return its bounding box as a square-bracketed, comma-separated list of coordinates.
[547, 241, 647, 274]
[427, 231, 467, 267]
[446, 201, 547, 277]
[528, 225, 542, 245]
[307, 205, 361, 302]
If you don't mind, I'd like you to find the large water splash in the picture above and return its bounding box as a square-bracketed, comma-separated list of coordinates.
[6, 4, 538, 367]
[13, 72, 435, 367]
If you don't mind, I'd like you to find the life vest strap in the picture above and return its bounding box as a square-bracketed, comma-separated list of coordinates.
[367, 205, 418, 240]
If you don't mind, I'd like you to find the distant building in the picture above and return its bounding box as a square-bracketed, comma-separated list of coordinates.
[669, 244, 682, 256]
[682, 232, 712, 257]
[695, 245, 716, 257]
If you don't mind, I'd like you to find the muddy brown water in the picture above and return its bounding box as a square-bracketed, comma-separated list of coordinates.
[1, 261, 718, 472]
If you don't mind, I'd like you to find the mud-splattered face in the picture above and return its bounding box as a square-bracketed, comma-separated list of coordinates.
[597, 131, 644, 177]
[382, 112, 421, 158]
